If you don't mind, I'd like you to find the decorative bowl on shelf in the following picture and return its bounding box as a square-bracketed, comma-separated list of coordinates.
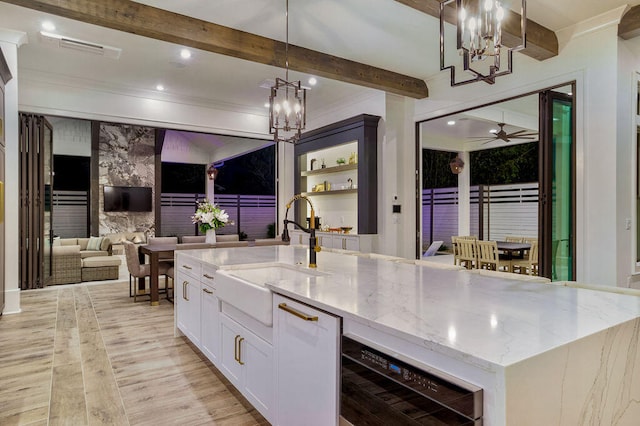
[340, 227, 353, 234]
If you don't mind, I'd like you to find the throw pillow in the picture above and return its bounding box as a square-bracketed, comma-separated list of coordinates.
[87, 236, 103, 251]
[100, 237, 111, 252]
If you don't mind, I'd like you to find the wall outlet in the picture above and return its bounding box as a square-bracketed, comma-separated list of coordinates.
[626, 218, 632, 230]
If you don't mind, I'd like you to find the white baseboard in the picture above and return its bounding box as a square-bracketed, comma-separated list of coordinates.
[2, 287, 22, 315]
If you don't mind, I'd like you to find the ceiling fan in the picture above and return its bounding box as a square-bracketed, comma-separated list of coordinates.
[469, 123, 538, 144]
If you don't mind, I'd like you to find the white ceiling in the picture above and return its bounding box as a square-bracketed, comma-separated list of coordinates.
[0, 0, 638, 144]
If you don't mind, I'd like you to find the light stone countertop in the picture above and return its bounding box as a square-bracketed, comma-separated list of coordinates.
[178, 245, 640, 371]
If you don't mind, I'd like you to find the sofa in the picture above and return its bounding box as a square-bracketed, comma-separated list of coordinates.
[50, 245, 83, 285]
[55, 237, 112, 257]
[50, 236, 121, 285]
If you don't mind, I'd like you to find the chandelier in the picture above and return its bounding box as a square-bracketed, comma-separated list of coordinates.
[269, 0, 306, 143]
[440, 0, 526, 86]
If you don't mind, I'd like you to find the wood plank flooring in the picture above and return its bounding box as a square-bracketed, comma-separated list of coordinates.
[0, 281, 269, 425]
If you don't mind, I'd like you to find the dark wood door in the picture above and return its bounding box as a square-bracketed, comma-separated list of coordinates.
[19, 114, 53, 289]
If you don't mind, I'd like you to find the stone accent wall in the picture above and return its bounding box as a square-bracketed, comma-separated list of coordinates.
[98, 123, 155, 236]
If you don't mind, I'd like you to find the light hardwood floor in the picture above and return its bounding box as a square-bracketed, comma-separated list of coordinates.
[0, 281, 269, 425]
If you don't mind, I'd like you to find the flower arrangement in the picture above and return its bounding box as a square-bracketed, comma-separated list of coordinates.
[192, 199, 229, 233]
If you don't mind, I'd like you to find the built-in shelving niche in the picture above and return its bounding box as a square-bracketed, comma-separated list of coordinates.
[294, 114, 380, 234]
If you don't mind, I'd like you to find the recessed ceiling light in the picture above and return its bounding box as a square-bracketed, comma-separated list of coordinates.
[41, 21, 56, 31]
[567, 92, 573, 96]
[308, 77, 317, 86]
[156, 84, 165, 91]
[447, 120, 455, 126]
[180, 48, 191, 59]
[489, 128, 498, 134]
[264, 103, 270, 108]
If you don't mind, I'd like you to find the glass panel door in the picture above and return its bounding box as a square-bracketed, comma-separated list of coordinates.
[539, 89, 575, 280]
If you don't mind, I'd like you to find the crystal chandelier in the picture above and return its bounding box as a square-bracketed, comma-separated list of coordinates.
[269, 0, 306, 143]
[440, 0, 526, 86]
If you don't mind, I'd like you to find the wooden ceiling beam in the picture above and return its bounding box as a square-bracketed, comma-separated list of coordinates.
[394, 0, 559, 61]
[1, 0, 429, 98]
[619, 5, 640, 40]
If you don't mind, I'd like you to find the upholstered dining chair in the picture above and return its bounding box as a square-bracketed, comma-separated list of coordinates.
[181, 235, 205, 243]
[123, 241, 171, 302]
[147, 236, 178, 264]
[166, 266, 174, 303]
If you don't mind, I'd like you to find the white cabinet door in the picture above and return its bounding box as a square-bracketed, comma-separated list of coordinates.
[242, 328, 274, 422]
[274, 294, 341, 426]
[176, 271, 201, 347]
[219, 313, 274, 423]
[344, 236, 359, 251]
[219, 314, 243, 389]
[333, 235, 359, 251]
[200, 282, 220, 364]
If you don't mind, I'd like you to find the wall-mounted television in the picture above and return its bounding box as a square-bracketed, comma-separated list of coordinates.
[103, 186, 153, 212]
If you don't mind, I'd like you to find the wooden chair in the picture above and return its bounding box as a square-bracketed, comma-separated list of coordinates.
[476, 240, 511, 272]
[505, 235, 524, 243]
[457, 238, 478, 269]
[451, 236, 461, 266]
[512, 241, 539, 276]
[123, 241, 171, 302]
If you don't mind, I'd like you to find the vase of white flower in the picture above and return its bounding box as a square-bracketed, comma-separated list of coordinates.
[191, 199, 229, 244]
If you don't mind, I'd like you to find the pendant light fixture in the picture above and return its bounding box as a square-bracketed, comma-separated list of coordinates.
[450, 155, 465, 174]
[440, 0, 526, 86]
[269, 0, 306, 143]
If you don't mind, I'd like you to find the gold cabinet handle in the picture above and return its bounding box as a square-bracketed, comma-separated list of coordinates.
[237, 337, 245, 365]
[234, 334, 241, 363]
[278, 303, 318, 321]
[203, 273, 214, 279]
[182, 264, 192, 270]
[203, 287, 213, 294]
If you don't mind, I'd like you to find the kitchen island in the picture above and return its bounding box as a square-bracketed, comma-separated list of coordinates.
[175, 245, 640, 426]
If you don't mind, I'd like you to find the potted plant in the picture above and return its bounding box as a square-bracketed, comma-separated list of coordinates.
[191, 199, 230, 244]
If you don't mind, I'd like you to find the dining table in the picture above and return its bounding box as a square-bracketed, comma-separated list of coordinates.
[138, 241, 246, 305]
[138, 243, 178, 306]
[495, 241, 531, 260]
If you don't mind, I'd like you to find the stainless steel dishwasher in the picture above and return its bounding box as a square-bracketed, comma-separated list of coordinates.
[340, 335, 483, 425]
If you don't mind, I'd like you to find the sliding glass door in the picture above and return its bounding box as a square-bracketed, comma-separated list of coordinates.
[539, 89, 575, 280]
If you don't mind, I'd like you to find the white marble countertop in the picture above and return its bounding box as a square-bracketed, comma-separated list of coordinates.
[177, 246, 640, 370]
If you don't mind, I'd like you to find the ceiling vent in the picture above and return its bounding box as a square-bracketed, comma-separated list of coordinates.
[39, 31, 121, 59]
